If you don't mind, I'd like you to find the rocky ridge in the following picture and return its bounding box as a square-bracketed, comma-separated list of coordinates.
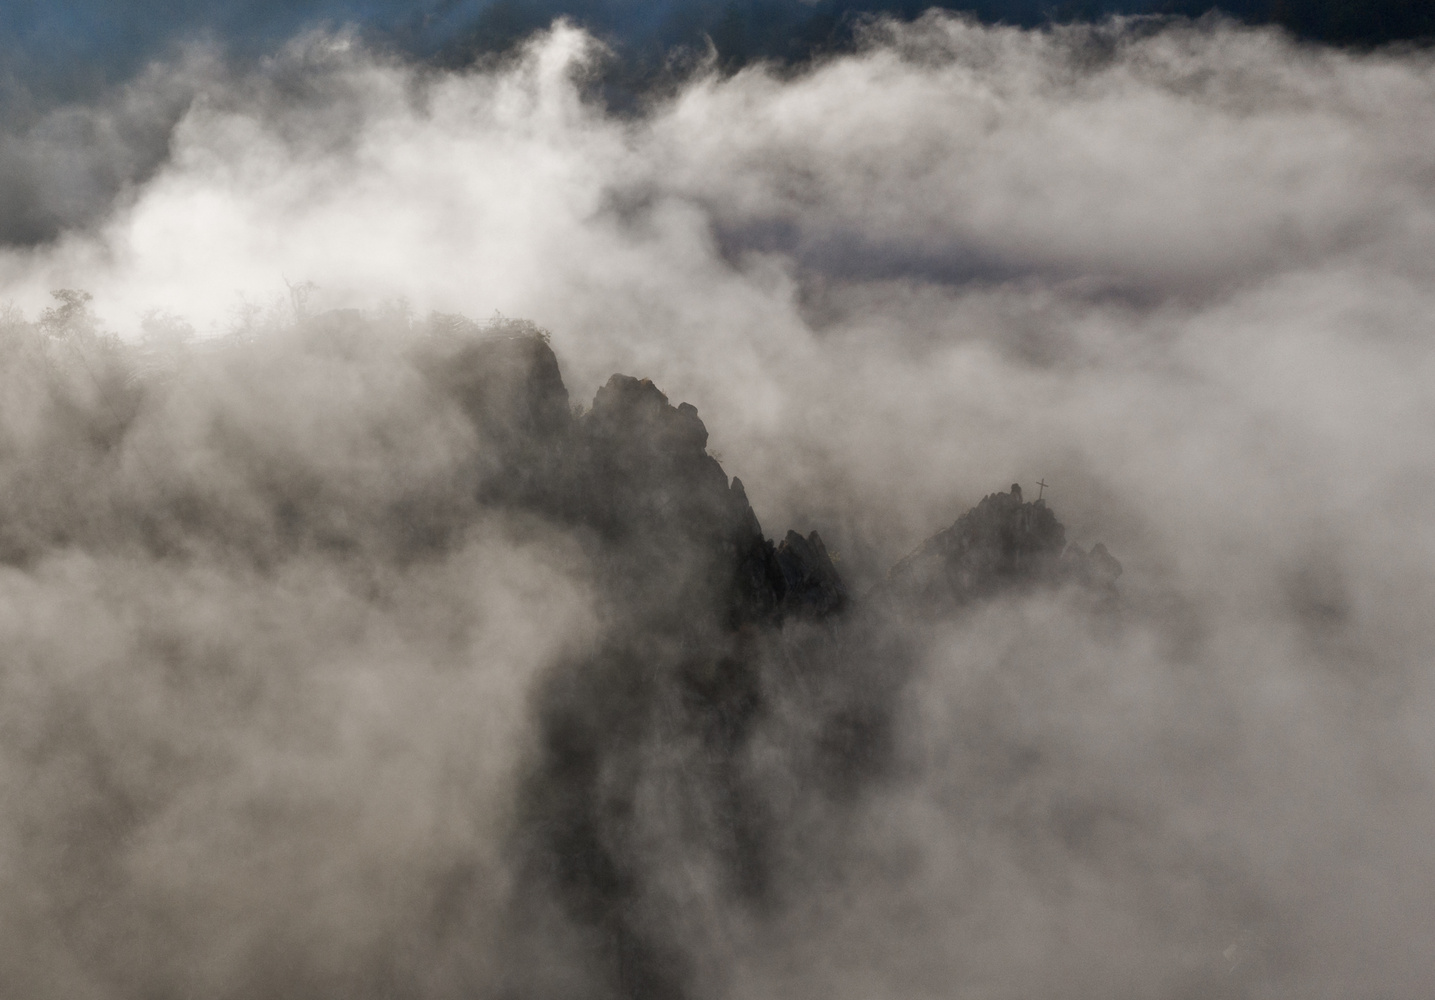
[427, 332, 1116, 626]
[421, 331, 852, 628]
[883, 482, 1122, 613]
[421, 329, 1123, 1000]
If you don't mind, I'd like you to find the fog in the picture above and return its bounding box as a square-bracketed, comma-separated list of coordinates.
[1, 13, 1433, 999]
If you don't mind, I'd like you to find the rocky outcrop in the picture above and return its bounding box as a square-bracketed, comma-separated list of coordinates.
[774, 528, 848, 619]
[421, 334, 849, 628]
[0, 308, 1133, 1000]
[574, 374, 744, 555]
[1061, 540, 1124, 602]
[573, 375, 855, 625]
[420, 331, 1120, 624]
[418, 329, 1118, 1000]
[884, 482, 1120, 612]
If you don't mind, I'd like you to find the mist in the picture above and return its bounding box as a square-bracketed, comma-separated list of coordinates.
[1, 12, 1434, 1000]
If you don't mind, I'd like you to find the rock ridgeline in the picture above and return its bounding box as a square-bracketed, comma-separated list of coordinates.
[422, 328, 1121, 1000]
[0, 306, 1130, 1000]
[427, 332, 1118, 622]
[883, 483, 1122, 613]
[423, 332, 849, 625]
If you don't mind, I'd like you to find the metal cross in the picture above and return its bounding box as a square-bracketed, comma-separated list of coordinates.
[1036, 479, 1049, 500]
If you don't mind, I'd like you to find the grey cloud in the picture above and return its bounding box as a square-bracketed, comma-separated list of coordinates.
[0, 55, 206, 246]
[640, 16, 1435, 303]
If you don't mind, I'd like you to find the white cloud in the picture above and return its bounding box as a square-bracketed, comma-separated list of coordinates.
[2, 13, 1435, 997]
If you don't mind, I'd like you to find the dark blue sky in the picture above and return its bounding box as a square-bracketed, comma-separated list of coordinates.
[3, 0, 1430, 100]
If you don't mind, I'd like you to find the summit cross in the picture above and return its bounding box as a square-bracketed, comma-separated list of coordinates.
[1036, 479, 1049, 501]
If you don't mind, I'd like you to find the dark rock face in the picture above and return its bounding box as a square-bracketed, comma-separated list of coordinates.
[884, 482, 1119, 613]
[415, 337, 857, 1000]
[0, 308, 1138, 1000]
[416, 331, 572, 514]
[774, 528, 848, 619]
[571, 374, 769, 632]
[413, 330, 1119, 1000]
[419, 339, 846, 630]
[1061, 540, 1124, 606]
[580, 375, 727, 535]
[570, 374, 855, 629]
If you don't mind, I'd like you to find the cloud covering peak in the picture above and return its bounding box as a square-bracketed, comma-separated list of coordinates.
[1, 12, 1434, 999]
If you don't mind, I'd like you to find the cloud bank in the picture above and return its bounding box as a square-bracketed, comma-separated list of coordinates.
[3, 0, 1428, 246]
[1, 13, 1434, 999]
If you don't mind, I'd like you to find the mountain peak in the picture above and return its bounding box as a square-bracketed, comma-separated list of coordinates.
[883, 484, 1119, 612]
